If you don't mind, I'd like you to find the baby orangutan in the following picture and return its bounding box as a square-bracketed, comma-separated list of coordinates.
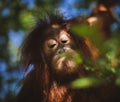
[16, 14, 120, 102]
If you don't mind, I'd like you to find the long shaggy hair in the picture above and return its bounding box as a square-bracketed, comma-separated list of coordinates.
[16, 14, 119, 102]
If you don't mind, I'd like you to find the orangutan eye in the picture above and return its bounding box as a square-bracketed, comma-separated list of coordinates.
[47, 39, 58, 49]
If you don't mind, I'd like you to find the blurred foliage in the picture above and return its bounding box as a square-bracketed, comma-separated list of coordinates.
[71, 77, 102, 88]
[0, 0, 61, 101]
[71, 22, 120, 89]
[71, 23, 103, 48]
[58, 51, 83, 64]
[0, 0, 120, 101]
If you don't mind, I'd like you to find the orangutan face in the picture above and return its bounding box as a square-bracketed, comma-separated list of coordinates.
[43, 24, 80, 78]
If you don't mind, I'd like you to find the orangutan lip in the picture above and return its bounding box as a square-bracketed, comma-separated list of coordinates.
[59, 57, 66, 62]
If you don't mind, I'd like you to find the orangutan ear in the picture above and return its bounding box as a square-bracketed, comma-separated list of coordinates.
[62, 23, 70, 31]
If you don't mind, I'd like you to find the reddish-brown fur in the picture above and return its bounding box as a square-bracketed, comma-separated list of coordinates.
[16, 14, 120, 102]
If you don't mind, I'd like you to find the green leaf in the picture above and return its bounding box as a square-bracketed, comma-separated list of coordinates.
[58, 51, 83, 64]
[115, 77, 120, 86]
[19, 11, 36, 30]
[73, 52, 83, 64]
[71, 24, 103, 49]
[71, 77, 100, 89]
